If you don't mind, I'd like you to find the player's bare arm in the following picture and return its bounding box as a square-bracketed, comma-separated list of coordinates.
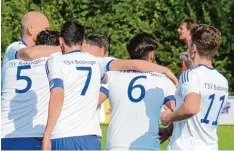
[42, 88, 64, 150]
[164, 101, 176, 112]
[161, 92, 200, 126]
[17, 45, 61, 60]
[109, 59, 178, 86]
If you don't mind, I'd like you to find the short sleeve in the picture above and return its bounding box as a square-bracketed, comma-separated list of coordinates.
[180, 70, 200, 100]
[164, 79, 176, 104]
[3, 41, 27, 63]
[45, 56, 64, 91]
[100, 83, 109, 98]
[96, 57, 117, 79]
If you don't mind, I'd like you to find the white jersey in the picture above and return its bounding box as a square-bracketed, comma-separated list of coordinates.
[46, 50, 114, 139]
[1, 57, 50, 138]
[3, 40, 27, 63]
[168, 64, 229, 151]
[105, 70, 176, 150]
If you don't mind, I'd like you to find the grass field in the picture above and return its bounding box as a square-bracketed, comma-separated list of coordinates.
[100, 124, 234, 150]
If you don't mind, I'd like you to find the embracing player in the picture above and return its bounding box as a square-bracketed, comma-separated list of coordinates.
[98, 33, 176, 150]
[42, 21, 178, 150]
[1, 30, 60, 150]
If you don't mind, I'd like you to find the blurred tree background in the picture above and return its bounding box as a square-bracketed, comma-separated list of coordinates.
[1, 0, 234, 94]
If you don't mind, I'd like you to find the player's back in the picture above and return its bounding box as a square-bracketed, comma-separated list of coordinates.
[106, 70, 176, 150]
[1, 57, 50, 138]
[47, 51, 106, 138]
[169, 64, 229, 151]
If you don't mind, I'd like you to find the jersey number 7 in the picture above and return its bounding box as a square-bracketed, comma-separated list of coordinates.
[76, 66, 92, 95]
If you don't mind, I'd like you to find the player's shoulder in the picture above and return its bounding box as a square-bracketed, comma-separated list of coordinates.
[181, 64, 210, 76]
[47, 52, 63, 62]
[154, 72, 176, 86]
[180, 68, 196, 83]
[109, 70, 169, 81]
[180, 64, 227, 83]
[6, 40, 26, 50]
[214, 70, 228, 85]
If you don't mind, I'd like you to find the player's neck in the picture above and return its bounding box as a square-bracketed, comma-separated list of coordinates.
[21, 35, 35, 47]
[193, 57, 213, 68]
[184, 37, 191, 46]
[64, 45, 82, 53]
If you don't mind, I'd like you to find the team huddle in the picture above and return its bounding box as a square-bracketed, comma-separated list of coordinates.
[1, 11, 229, 151]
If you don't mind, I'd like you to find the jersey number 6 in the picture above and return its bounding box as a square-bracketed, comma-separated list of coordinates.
[128, 75, 147, 103]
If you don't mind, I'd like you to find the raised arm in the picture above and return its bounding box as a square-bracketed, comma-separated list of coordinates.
[17, 45, 61, 60]
[107, 59, 178, 86]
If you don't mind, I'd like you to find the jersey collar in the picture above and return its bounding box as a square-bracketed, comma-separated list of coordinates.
[196, 64, 215, 70]
[20, 39, 28, 47]
[65, 50, 81, 54]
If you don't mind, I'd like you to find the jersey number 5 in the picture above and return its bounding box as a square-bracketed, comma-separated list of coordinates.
[128, 76, 147, 103]
[15, 65, 32, 93]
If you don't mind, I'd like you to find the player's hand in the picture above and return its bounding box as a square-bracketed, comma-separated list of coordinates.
[161, 106, 173, 126]
[42, 136, 51, 151]
[159, 127, 170, 144]
[164, 68, 178, 86]
[180, 52, 193, 69]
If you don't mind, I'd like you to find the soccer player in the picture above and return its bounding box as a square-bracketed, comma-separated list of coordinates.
[1, 30, 60, 150]
[161, 24, 229, 151]
[42, 21, 178, 150]
[82, 33, 109, 57]
[3, 11, 60, 63]
[98, 33, 176, 150]
[177, 19, 199, 71]
[82, 33, 110, 139]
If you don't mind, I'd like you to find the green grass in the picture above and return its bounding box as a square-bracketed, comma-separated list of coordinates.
[100, 124, 234, 150]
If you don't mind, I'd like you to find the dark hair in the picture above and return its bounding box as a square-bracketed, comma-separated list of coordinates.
[85, 34, 109, 54]
[182, 19, 200, 30]
[191, 24, 221, 60]
[36, 30, 60, 45]
[127, 33, 158, 59]
[60, 20, 85, 47]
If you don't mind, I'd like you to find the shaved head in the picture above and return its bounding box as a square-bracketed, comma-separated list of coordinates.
[21, 11, 49, 42]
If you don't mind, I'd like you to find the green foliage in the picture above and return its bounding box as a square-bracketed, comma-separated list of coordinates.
[1, 0, 234, 94]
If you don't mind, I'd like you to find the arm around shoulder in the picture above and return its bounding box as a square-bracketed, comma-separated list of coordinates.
[109, 59, 178, 85]
[17, 45, 61, 60]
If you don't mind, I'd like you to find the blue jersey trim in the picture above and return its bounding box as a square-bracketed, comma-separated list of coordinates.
[20, 39, 28, 47]
[100, 86, 109, 97]
[106, 59, 115, 71]
[65, 50, 81, 54]
[45, 60, 49, 75]
[15, 51, 18, 59]
[196, 64, 215, 70]
[15, 39, 28, 59]
[50, 78, 64, 91]
[101, 74, 105, 81]
[164, 95, 176, 104]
